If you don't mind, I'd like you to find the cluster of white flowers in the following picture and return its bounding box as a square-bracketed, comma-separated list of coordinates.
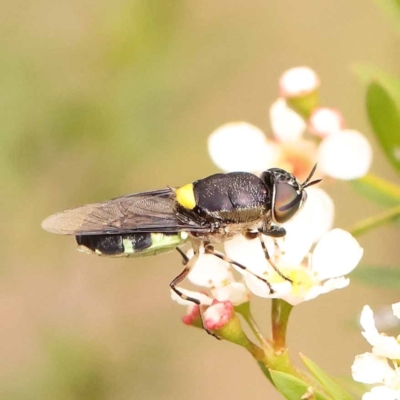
[171, 197, 362, 314]
[352, 304, 400, 399]
[171, 66, 365, 323]
[208, 66, 373, 181]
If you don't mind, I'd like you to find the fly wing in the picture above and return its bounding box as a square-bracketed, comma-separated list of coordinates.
[41, 188, 206, 235]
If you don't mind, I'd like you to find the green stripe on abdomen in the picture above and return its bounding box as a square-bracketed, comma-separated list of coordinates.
[76, 232, 188, 258]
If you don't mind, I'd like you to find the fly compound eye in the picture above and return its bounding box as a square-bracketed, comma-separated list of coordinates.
[273, 182, 304, 223]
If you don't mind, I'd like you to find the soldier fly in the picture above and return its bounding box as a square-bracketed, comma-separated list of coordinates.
[42, 164, 321, 337]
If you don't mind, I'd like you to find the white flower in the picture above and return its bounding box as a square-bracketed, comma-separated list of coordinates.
[224, 228, 362, 306]
[352, 355, 400, 399]
[317, 129, 373, 180]
[208, 122, 273, 173]
[360, 305, 400, 360]
[170, 250, 250, 310]
[352, 304, 400, 399]
[279, 67, 320, 98]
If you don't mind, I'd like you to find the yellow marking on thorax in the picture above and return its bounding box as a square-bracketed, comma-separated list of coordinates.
[175, 183, 196, 210]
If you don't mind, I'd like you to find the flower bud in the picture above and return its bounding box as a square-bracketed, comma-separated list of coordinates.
[279, 67, 320, 118]
[309, 107, 345, 138]
[182, 304, 203, 328]
[279, 67, 320, 98]
[204, 300, 249, 345]
[204, 300, 235, 331]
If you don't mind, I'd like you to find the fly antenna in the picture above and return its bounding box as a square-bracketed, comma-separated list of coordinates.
[302, 163, 322, 188]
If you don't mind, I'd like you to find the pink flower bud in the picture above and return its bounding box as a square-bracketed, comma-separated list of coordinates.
[204, 300, 234, 330]
[182, 304, 201, 326]
[309, 107, 345, 138]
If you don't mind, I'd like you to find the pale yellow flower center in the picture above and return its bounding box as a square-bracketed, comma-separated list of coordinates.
[269, 265, 317, 295]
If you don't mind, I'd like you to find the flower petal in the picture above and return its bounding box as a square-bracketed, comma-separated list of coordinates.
[188, 252, 233, 288]
[224, 234, 275, 276]
[269, 98, 306, 142]
[280, 277, 349, 306]
[170, 287, 213, 306]
[283, 288, 319, 306]
[245, 273, 292, 299]
[317, 129, 373, 180]
[282, 188, 335, 264]
[311, 228, 363, 280]
[371, 336, 400, 360]
[263, 140, 282, 169]
[279, 232, 314, 266]
[352, 352, 395, 384]
[211, 282, 250, 306]
[303, 277, 349, 301]
[363, 386, 400, 400]
[392, 302, 400, 319]
[360, 305, 379, 336]
[208, 122, 269, 172]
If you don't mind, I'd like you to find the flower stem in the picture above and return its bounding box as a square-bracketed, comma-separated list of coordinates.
[348, 204, 400, 237]
[237, 302, 270, 347]
[238, 330, 274, 382]
[271, 299, 293, 352]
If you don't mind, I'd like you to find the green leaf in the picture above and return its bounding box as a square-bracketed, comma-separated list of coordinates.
[300, 355, 355, 400]
[269, 370, 330, 400]
[352, 265, 400, 288]
[352, 66, 400, 173]
[353, 65, 400, 105]
[372, 0, 400, 33]
[366, 82, 400, 172]
[350, 173, 400, 207]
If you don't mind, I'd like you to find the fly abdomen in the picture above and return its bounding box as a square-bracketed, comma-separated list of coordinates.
[76, 232, 188, 258]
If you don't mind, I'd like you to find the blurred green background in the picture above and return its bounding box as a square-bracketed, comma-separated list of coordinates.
[1, 1, 399, 399]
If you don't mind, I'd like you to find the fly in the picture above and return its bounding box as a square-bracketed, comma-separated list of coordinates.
[42, 165, 321, 337]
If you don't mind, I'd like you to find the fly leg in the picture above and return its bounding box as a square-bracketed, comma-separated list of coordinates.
[257, 231, 292, 283]
[204, 244, 275, 294]
[259, 224, 286, 238]
[176, 247, 189, 264]
[172, 244, 221, 339]
[258, 225, 285, 261]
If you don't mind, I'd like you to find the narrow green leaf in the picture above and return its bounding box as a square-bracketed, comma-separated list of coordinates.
[350, 173, 400, 207]
[300, 355, 355, 400]
[353, 65, 400, 105]
[352, 265, 400, 288]
[372, 0, 400, 33]
[270, 370, 330, 400]
[348, 204, 400, 237]
[366, 82, 400, 172]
